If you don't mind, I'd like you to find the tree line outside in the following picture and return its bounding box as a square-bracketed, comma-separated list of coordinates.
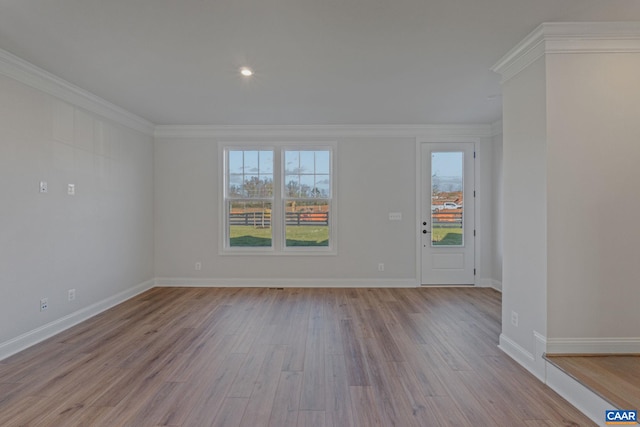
[228, 176, 329, 199]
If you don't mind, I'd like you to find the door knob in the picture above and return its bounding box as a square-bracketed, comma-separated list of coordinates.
[423, 230, 427, 234]
[423, 221, 427, 226]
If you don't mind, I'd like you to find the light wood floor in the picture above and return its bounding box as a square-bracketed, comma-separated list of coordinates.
[0, 287, 595, 426]
[546, 355, 640, 411]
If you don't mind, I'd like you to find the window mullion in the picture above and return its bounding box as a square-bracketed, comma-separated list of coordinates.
[273, 148, 283, 250]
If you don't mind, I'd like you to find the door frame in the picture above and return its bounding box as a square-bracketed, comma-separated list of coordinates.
[415, 138, 479, 286]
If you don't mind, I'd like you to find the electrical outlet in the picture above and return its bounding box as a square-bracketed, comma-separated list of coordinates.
[39, 181, 48, 193]
[195, 262, 202, 271]
[511, 311, 519, 327]
[378, 263, 385, 272]
[68, 289, 76, 301]
[40, 297, 48, 311]
[67, 184, 75, 195]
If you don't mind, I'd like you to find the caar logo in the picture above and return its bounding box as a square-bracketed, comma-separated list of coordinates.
[606, 410, 638, 425]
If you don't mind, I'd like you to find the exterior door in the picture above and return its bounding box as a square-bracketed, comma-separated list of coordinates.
[421, 142, 475, 285]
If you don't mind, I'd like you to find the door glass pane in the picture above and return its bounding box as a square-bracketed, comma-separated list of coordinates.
[285, 201, 329, 247]
[229, 201, 272, 247]
[431, 152, 463, 246]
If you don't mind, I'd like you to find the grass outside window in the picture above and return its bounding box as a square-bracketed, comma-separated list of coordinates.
[230, 225, 329, 247]
[431, 226, 463, 246]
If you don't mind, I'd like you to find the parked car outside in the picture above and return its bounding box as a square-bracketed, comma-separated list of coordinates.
[443, 202, 462, 209]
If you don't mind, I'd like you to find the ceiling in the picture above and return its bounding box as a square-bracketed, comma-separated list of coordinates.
[2, 0, 640, 126]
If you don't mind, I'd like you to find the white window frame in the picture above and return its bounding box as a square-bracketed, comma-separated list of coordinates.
[219, 142, 337, 255]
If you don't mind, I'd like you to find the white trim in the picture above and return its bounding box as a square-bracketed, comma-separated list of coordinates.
[498, 333, 545, 381]
[219, 250, 338, 257]
[0, 280, 155, 361]
[547, 337, 640, 354]
[416, 141, 478, 286]
[545, 361, 613, 425]
[492, 22, 640, 83]
[533, 331, 548, 380]
[219, 142, 338, 255]
[473, 139, 480, 288]
[155, 277, 419, 288]
[501, 330, 622, 424]
[491, 29, 546, 84]
[415, 138, 422, 285]
[417, 135, 481, 144]
[546, 38, 640, 54]
[0, 48, 154, 135]
[155, 124, 493, 139]
[477, 278, 502, 292]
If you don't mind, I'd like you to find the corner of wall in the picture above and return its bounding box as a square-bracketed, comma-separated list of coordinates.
[0, 48, 156, 359]
[498, 330, 546, 382]
[0, 280, 155, 361]
[478, 278, 502, 292]
[0, 48, 154, 136]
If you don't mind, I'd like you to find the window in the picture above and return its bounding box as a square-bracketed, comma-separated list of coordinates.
[430, 151, 464, 246]
[226, 149, 274, 247]
[222, 144, 335, 254]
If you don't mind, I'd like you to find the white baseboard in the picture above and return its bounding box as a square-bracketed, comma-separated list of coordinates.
[533, 331, 547, 379]
[546, 361, 613, 426]
[500, 330, 622, 425]
[477, 278, 502, 292]
[0, 279, 155, 361]
[498, 332, 545, 381]
[547, 337, 640, 354]
[154, 277, 419, 288]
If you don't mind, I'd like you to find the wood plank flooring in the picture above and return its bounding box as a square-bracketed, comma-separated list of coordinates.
[0, 287, 595, 426]
[546, 355, 640, 410]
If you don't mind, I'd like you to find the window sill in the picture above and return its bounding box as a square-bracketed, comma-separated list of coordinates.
[219, 248, 337, 256]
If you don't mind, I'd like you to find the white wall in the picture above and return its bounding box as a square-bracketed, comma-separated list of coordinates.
[154, 132, 500, 288]
[493, 23, 640, 423]
[496, 22, 640, 364]
[500, 56, 548, 365]
[546, 52, 640, 347]
[154, 136, 418, 286]
[0, 73, 154, 352]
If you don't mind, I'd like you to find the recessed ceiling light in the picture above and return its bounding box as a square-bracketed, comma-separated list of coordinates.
[240, 67, 253, 77]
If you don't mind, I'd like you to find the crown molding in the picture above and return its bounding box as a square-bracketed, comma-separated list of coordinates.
[154, 124, 493, 139]
[491, 25, 547, 84]
[492, 22, 640, 83]
[0, 48, 498, 138]
[0, 48, 154, 135]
